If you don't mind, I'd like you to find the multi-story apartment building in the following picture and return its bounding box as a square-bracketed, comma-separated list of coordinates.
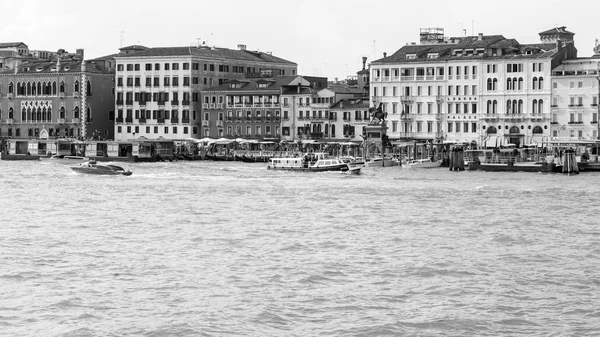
[0, 50, 115, 140]
[113, 44, 297, 141]
[550, 55, 600, 140]
[370, 26, 578, 147]
[201, 75, 326, 140]
[328, 98, 370, 141]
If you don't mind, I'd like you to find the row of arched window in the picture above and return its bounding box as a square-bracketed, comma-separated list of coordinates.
[486, 125, 544, 134]
[486, 99, 544, 114]
[6, 80, 90, 96]
[486, 77, 544, 91]
[0, 106, 90, 121]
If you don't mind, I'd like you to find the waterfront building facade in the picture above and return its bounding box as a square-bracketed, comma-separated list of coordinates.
[370, 27, 578, 147]
[550, 56, 600, 140]
[0, 52, 115, 140]
[202, 76, 325, 140]
[113, 44, 297, 141]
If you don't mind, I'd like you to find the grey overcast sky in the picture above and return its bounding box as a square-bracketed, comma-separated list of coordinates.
[2, 0, 598, 79]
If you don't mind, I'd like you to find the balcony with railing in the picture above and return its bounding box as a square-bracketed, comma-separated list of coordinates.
[568, 121, 584, 125]
[216, 120, 223, 127]
[171, 100, 179, 106]
[202, 120, 209, 127]
[126, 117, 133, 123]
[125, 100, 133, 105]
[72, 118, 79, 124]
[401, 95, 415, 103]
[401, 75, 414, 81]
[139, 100, 147, 106]
[182, 100, 190, 106]
[170, 117, 179, 123]
[139, 118, 146, 124]
[182, 118, 190, 124]
[116, 99, 124, 105]
[116, 117, 123, 123]
[158, 100, 165, 106]
[7, 93, 14, 99]
[5, 118, 14, 124]
[157, 118, 165, 124]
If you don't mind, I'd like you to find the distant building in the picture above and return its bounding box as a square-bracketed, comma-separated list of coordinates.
[113, 44, 297, 141]
[0, 53, 115, 140]
[550, 57, 600, 140]
[370, 26, 578, 147]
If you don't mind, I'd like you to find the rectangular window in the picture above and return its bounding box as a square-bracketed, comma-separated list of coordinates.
[447, 103, 453, 114]
[447, 122, 453, 132]
[472, 122, 477, 133]
[183, 63, 189, 70]
[154, 63, 160, 70]
[134, 64, 140, 71]
[164, 63, 170, 71]
[455, 122, 461, 133]
[464, 122, 469, 133]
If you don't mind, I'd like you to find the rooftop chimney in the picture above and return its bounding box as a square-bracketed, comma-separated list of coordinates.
[238, 44, 247, 51]
[383, 52, 387, 57]
[478, 33, 483, 41]
[76, 48, 84, 59]
[362, 57, 367, 70]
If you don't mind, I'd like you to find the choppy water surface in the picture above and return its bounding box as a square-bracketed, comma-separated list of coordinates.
[1, 160, 599, 336]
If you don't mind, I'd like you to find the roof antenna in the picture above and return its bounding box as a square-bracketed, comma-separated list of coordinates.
[118, 31, 124, 47]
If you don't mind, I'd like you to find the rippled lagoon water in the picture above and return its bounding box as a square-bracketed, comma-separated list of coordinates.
[1, 160, 600, 336]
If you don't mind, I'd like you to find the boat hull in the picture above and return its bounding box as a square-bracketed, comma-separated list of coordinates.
[71, 163, 132, 176]
[267, 164, 350, 172]
[402, 160, 442, 169]
[0, 153, 40, 161]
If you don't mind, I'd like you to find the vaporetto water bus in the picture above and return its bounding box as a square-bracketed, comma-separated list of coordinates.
[267, 153, 361, 174]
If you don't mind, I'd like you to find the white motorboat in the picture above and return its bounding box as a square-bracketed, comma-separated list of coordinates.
[364, 157, 399, 167]
[402, 158, 442, 169]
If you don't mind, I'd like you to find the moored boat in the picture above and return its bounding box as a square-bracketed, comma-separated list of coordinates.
[70, 161, 132, 176]
[402, 158, 442, 169]
[364, 157, 398, 167]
